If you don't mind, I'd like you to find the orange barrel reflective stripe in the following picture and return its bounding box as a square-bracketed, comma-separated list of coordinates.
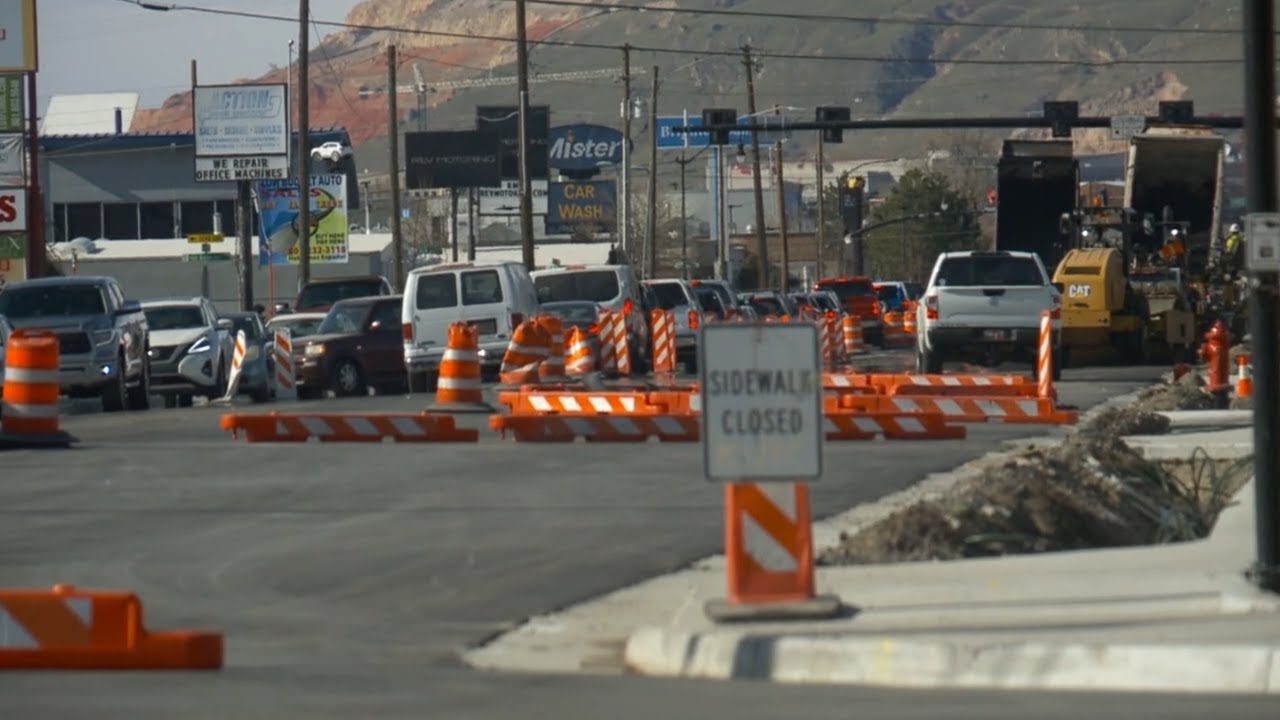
[499, 320, 550, 385]
[2, 329, 61, 436]
[536, 314, 566, 381]
[565, 326, 596, 375]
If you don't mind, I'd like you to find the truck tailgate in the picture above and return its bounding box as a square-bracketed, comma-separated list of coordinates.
[936, 287, 1052, 327]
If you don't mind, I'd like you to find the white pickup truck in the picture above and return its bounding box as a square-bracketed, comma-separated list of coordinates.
[915, 250, 1062, 377]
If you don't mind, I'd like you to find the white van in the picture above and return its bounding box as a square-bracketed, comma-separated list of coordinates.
[401, 260, 540, 391]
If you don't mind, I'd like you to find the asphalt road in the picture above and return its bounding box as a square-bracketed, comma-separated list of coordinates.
[3, 362, 1275, 718]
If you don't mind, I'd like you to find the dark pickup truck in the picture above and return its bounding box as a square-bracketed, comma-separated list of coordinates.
[0, 276, 151, 412]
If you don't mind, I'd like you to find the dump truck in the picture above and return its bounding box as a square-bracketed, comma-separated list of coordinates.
[995, 139, 1079, 273]
[1124, 127, 1225, 272]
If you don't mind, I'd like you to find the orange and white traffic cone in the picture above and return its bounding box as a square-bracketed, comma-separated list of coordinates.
[842, 314, 863, 356]
[1037, 310, 1056, 401]
[429, 322, 493, 412]
[565, 326, 596, 376]
[499, 320, 550, 386]
[537, 314, 567, 382]
[1237, 354, 1253, 399]
[704, 483, 842, 622]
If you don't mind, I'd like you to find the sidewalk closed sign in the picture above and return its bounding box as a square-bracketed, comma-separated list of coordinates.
[700, 324, 822, 482]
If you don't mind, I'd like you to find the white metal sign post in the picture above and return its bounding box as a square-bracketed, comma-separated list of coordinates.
[699, 323, 841, 622]
[1110, 114, 1146, 141]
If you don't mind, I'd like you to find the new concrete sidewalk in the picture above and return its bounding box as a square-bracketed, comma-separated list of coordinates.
[618, 421, 1280, 694]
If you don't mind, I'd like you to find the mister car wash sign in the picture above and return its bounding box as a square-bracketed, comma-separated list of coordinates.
[547, 124, 625, 171]
[700, 323, 823, 482]
[545, 180, 616, 235]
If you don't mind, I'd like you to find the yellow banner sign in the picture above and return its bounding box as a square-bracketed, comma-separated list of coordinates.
[187, 233, 225, 244]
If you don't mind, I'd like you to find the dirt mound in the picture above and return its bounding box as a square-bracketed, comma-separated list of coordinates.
[819, 387, 1243, 567]
[1131, 371, 1217, 413]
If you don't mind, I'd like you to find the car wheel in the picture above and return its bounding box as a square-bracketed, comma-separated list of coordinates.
[101, 355, 127, 413]
[177, 394, 194, 408]
[332, 359, 366, 397]
[208, 360, 228, 400]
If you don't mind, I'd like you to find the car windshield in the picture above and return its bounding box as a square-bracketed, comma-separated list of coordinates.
[697, 282, 735, 309]
[646, 282, 689, 309]
[747, 296, 786, 316]
[226, 315, 264, 340]
[936, 256, 1045, 287]
[297, 280, 384, 308]
[694, 288, 722, 313]
[535, 270, 620, 304]
[269, 316, 325, 338]
[817, 280, 875, 301]
[318, 304, 369, 334]
[144, 305, 206, 330]
[0, 284, 107, 319]
[542, 303, 599, 325]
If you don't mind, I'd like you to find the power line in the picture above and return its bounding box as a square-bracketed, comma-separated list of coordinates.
[112, 1, 1245, 67]
[518, 0, 1246, 36]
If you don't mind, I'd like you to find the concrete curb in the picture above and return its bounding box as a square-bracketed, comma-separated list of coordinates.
[623, 626, 1280, 694]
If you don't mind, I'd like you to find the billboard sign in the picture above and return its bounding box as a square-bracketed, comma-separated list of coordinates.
[0, 75, 21, 132]
[476, 105, 550, 180]
[255, 174, 349, 266]
[465, 179, 548, 216]
[655, 114, 786, 151]
[194, 155, 288, 182]
[405, 130, 502, 190]
[193, 84, 289, 158]
[0, 1, 36, 72]
[0, 133, 23, 186]
[547, 124, 625, 171]
[546, 180, 616, 235]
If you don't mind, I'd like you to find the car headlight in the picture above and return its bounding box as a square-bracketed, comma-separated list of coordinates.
[92, 329, 114, 345]
[305, 344, 326, 357]
[188, 336, 212, 354]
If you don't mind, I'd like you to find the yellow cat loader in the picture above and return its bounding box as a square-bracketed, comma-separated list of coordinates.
[1053, 209, 1197, 366]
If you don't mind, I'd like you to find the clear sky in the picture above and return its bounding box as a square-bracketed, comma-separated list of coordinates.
[38, 0, 356, 109]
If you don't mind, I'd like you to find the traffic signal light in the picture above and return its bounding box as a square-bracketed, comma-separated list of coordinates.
[816, 106, 851, 143]
[701, 108, 738, 146]
[838, 174, 864, 236]
[1042, 101, 1079, 138]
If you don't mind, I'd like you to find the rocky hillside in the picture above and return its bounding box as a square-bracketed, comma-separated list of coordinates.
[133, 0, 1250, 166]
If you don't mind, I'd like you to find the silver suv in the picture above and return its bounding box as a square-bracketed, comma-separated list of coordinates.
[533, 264, 652, 372]
[141, 297, 232, 408]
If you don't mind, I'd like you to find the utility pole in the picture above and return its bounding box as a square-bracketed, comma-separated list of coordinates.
[412, 63, 428, 131]
[515, 0, 536, 271]
[645, 65, 660, 279]
[815, 134, 826, 282]
[620, 45, 633, 262]
[237, 179, 253, 311]
[388, 44, 405, 290]
[1245, 0, 1280, 594]
[467, 187, 478, 261]
[743, 46, 768, 289]
[296, 0, 312, 291]
[676, 152, 692, 279]
[775, 142, 790, 294]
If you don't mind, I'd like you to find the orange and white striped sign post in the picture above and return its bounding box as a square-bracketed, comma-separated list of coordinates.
[1037, 310, 1055, 401]
[596, 310, 617, 374]
[273, 328, 297, 401]
[611, 312, 632, 376]
[219, 330, 247, 403]
[651, 309, 677, 375]
[699, 322, 842, 622]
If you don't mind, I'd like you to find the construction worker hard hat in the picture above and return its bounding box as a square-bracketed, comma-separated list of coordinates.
[1229, 223, 1242, 234]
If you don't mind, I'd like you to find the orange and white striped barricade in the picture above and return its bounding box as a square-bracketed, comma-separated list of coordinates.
[0, 583, 222, 669]
[564, 326, 596, 376]
[834, 393, 1078, 425]
[537, 314, 567, 382]
[496, 388, 663, 415]
[0, 329, 75, 448]
[650, 309, 677, 375]
[816, 315, 833, 368]
[499, 320, 550, 385]
[272, 327, 297, 402]
[1037, 310, 1055, 402]
[221, 411, 480, 442]
[596, 310, 618, 373]
[610, 310, 632, 376]
[430, 322, 494, 412]
[1237, 354, 1253, 399]
[841, 314, 864, 356]
[489, 413, 699, 442]
[704, 483, 843, 621]
[217, 330, 248, 403]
